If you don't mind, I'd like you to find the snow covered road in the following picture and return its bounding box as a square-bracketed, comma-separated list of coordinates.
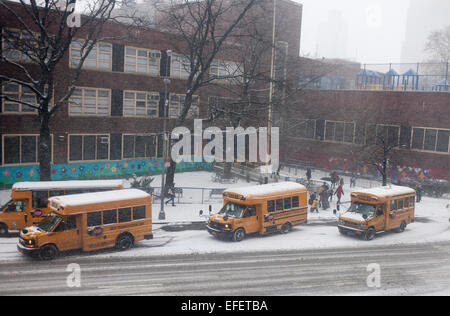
[1, 242, 450, 296]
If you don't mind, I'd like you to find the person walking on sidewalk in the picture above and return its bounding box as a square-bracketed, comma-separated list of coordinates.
[165, 184, 176, 207]
[334, 184, 344, 204]
[306, 168, 312, 184]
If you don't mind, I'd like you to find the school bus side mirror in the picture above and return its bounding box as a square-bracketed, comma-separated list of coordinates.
[209, 205, 212, 214]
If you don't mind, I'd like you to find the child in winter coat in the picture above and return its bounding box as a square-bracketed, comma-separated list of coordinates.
[310, 198, 319, 213]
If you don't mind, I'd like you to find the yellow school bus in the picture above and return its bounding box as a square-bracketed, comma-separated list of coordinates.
[338, 185, 416, 241]
[18, 189, 152, 260]
[0, 180, 124, 235]
[205, 182, 308, 242]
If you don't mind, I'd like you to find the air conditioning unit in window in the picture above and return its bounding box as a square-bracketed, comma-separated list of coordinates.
[99, 136, 109, 144]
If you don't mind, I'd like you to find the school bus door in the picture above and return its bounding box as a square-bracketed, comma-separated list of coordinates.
[1, 200, 27, 230]
[52, 215, 82, 251]
[240, 205, 259, 234]
[372, 204, 386, 232]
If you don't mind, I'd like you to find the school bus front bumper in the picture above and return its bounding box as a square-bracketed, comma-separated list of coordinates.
[338, 224, 366, 235]
[206, 222, 233, 238]
[17, 242, 40, 257]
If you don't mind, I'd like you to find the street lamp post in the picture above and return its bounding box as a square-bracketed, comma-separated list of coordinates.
[159, 50, 172, 220]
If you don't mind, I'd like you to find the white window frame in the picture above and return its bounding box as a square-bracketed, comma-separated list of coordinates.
[169, 94, 200, 119]
[69, 40, 112, 71]
[1, 82, 38, 114]
[410, 126, 450, 155]
[1, 28, 37, 63]
[123, 90, 159, 117]
[69, 87, 111, 116]
[124, 46, 161, 76]
[170, 53, 191, 79]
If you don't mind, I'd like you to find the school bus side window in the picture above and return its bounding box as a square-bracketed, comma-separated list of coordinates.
[5, 200, 25, 213]
[54, 216, 77, 232]
[267, 201, 275, 213]
[133, 206, 146, 220]
[404, 198, 409, 208]
[87, 211, 102, 227]
[119, 207, 132, 223]
[409, 196, 415, 207]
[390, 200, 397, 211]
[276, 199, 283, 211]
[103, 209, 117, 225]
[292, 196, 299, 208]
[243, 206, 256, 218]
[284, 198, 291, 210]
[398, 199, 404, 209]
[32, 191, 48, 208]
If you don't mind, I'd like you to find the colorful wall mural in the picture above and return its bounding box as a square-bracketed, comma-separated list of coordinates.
[0, 159, 212, 187]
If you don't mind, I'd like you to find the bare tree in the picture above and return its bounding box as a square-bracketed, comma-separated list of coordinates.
[426, 25, 450, 63]
[0, 0, 127, 180]
[147, 0, 260, 188]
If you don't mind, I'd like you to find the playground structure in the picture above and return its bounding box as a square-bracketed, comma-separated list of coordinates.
[355, 62, 450, 92]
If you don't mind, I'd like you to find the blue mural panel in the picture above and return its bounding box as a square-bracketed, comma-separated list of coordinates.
[0, 159, 212, 186]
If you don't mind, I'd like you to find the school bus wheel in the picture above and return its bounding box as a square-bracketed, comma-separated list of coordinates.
[115, 233, 134, 251]
[39, 244, 59, 261]
[232, 228, 245, 242]
[281, 222, 291, 234]
[0, 223, 8, 236]
[396, 221, 407, 233]
[364, 227, 376, 241]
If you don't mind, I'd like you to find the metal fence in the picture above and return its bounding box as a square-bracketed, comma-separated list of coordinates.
[151, 186, 227, 205]
[356, 62, 450, 92]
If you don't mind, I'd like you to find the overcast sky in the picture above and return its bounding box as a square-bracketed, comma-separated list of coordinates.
[293, 0, 410, 63]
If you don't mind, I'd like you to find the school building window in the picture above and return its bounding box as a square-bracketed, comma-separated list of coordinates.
[1, 82, 37, 113]
[124, 47, 161, 76]
[1, 28, 37, 62]
[70, 41, 112, 70]
[365, 124, 400, 148]
[325, 121, 355, 143]
[411, 127, 450, 154]
[69, 87, 110, 115]
[123, 91, 159, 117]
[122, 134, 157, 159]
[171, 54, 191, 79]
[294, 119, 316, 139]
[69, 135, 109, 162]
[168, 94, 199, 119]
[210, 60, 243, 82]
[2, 135, 52, 165]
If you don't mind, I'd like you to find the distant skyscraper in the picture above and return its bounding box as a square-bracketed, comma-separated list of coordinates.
[401, 0, 450, 64]
[316, 10, 348, 59]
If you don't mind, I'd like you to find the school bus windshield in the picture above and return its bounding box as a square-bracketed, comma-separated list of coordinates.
[346, 202, 376, 218]
[36, 214, 61, 232]
[219, 202, 247, 218]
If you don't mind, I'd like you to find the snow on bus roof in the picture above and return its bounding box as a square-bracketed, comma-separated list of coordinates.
[352, 185, 415, 198]
[49, 189, 149, 208]
[12, 180, 124, 191]
[225, 182, 306, 198]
